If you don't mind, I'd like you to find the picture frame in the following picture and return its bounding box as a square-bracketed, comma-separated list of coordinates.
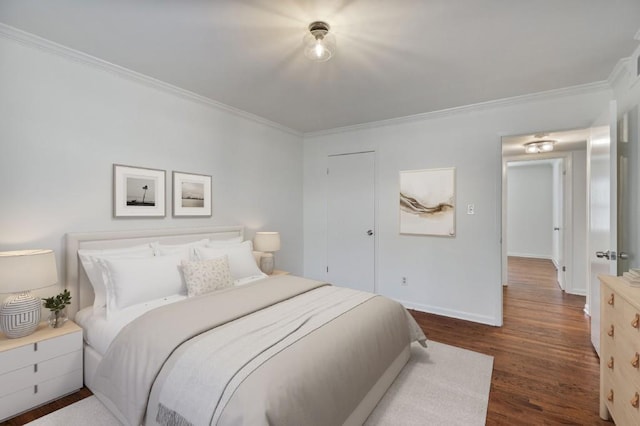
[172, 171, 212, 217]
[113, 164, 166, 217]
[399, 167, 456, 237]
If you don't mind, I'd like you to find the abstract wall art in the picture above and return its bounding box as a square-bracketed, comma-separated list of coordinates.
[399, 167, 455, 236]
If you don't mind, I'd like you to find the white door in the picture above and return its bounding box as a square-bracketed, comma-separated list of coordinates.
[327, 152, 375, 292]
[588, 101, 618, 356]
[552, 159, 566, 289]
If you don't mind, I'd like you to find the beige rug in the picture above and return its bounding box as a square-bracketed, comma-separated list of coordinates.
[27, 341, 493, 426]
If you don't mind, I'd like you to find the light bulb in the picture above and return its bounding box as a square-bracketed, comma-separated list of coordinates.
[541, 142, 554, 151]
[304, 21, 335, 62]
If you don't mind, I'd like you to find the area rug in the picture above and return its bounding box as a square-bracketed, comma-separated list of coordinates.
[27, 341, 493, 426]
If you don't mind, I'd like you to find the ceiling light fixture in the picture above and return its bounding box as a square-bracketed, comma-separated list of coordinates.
[524, 140, 556, 154]
[304, 21, 335, 62]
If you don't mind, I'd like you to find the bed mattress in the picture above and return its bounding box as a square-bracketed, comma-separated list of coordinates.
[86, 275, 425, 425]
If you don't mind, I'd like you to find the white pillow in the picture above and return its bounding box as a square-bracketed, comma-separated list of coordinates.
[154, 239, 210, 260]
[78, 244, 156, 311]
[181, 256, 233, 297]
[195, 241, 266, 283]
[97, 254, 185, 318]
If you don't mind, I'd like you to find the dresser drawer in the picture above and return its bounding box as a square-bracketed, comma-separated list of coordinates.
[0, 368, 82, 421]
[611, 370, 640, 426]
[0, 349, 82, 398]
[602, 284, 623, 323]
[0, 330, 82, 375]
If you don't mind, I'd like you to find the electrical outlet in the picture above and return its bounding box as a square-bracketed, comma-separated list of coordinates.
[467, 204, 475, 215]
[401, 277, 408, 286]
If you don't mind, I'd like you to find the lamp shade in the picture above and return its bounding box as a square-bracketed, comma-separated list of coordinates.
[0, 249, 58, 293]
[254, 232, 281, 253]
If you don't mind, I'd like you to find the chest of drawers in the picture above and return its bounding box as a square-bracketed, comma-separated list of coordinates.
[0, 320, 83, 421]
[599, 275, 640, 425]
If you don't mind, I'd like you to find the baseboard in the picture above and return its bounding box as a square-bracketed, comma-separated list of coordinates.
[566, 288, 587, 297]
[396, 298, 500, 326]
[507, 253, 553, 260]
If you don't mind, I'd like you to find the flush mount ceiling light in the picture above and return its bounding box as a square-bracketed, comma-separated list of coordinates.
[304, 21, 336, 62]
[524, 140, 556, 154]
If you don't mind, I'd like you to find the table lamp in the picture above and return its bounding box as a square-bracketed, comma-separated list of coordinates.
[0, 249, 58, 338]
[253, 232, 281, 275]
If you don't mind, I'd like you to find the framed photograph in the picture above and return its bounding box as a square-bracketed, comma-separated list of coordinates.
[172, 171, 212, 217]
[113, 164, 166, 217]
[399, 167, 455, 237]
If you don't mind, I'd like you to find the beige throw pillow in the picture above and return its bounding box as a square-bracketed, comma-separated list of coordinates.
[181, 256, 233, 297]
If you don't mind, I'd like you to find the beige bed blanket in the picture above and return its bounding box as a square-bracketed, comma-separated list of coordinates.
[92, 275, 426, 426]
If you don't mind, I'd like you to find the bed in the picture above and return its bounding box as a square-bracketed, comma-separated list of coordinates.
[65, 226, 427, 426]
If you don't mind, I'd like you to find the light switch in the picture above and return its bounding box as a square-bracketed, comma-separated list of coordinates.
[467, 204, 475, 215]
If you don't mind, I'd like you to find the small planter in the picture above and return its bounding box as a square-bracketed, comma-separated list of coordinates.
[48, 309, 68, 328]
[43, 289, 71, 329]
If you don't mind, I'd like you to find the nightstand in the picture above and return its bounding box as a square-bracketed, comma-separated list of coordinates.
[270, 270, 290, 276]
[0, 321, 83, 421]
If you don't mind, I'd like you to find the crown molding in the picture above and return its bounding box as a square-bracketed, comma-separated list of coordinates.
[0, 24, 302, 138]
[607, 57, 632, 88]
[305, 81, 611, 138]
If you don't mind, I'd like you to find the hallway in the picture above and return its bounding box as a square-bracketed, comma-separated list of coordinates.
[411, 256, 608, 424]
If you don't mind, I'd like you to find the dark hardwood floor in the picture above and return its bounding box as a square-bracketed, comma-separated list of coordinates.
[3, 256, 608, 425]
[412, 256, 609, 425]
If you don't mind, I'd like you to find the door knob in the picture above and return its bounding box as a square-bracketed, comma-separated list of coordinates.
[619, 252, 629, 260]
[367, 230, 374, 236]
[596, 251, 610, 259]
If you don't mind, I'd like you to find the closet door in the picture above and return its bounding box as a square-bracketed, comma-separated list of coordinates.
[326, 152, 375, 292]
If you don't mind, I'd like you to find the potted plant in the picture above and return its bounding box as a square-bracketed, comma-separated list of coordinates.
[43, 289, 71, 328]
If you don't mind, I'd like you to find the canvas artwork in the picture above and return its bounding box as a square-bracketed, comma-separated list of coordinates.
[113, 164, 166, 217]
[172, 171, 212, 217]
[399, 167, 455, 236]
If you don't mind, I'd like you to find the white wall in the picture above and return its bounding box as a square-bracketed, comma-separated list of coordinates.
[304, 88, 611, 326]
[0, 34, 304, 302]
[506, 163, 554, 259]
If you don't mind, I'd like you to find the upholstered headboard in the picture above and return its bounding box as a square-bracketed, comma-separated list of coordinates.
[65, 226, 244, 317]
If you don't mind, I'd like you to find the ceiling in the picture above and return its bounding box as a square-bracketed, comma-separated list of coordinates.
[1, 1, 639, 134]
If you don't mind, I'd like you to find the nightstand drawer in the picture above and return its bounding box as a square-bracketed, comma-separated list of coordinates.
[0, 368, 82, 421]
[0, 349, 82, 398]
[0, 330, 82, 375]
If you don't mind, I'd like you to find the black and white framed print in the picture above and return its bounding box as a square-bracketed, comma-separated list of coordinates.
[113, 164, 166, 217]
[172, 171, 212, 217]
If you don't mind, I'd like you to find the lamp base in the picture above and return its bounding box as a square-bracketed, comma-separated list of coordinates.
[0, 291, 41, 339]
[260, 253, 275, 275]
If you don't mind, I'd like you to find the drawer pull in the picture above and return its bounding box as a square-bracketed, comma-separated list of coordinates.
[34, 363, 38, 373]
[632, 314, 640, 329]
[608, 294, 614, 305]
[607, 325, 614, 337]
[33, 342, 38, 351]
[608, 389, 614, 402]
[608, 357, 614, 369]
[34, 385, 38, 394]
[632, 392, 640, 409]
[633, 353, 640, 369]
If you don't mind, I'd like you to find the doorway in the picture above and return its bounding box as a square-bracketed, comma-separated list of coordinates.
[326, 151, 376, 292]
[501, 128, 591, 300]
